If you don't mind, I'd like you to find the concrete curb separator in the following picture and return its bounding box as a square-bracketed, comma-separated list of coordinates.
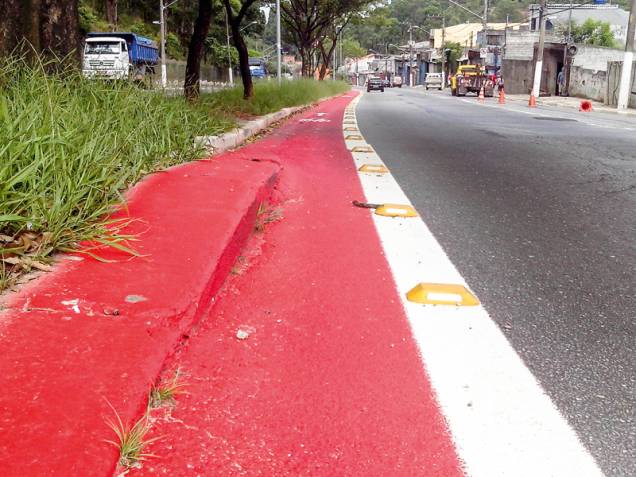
[196, 93, 346, 155]
[0, 157, 280, 475]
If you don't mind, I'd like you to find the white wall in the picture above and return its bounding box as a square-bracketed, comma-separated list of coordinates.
[571, 45, 624, 72]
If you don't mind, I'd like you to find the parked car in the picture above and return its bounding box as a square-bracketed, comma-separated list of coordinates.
[425, 73, 443, 90]
[382, 78, 391, 88]
[367, 77, 384, 93]
[392, 75, 403, 88]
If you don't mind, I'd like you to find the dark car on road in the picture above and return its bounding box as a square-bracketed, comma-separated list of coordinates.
[367, 77, 384, 93]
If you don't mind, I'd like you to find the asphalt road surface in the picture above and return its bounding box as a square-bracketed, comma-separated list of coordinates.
[356, 87, 635, 477]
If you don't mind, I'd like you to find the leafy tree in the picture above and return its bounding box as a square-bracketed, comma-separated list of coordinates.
[569, 19, 617, 48]
[443, 41, 463, 73]
[342, 38, 366, 58]
[282, 0, 373, 78]
[490, 0, 525, 23]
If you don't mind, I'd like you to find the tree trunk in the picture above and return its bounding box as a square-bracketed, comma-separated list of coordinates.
[0, 0, 42, 56]
[0, 0, 80, 61]
[105, 0, 118, 30]
[231, 22, 253, 99]
[301, 47, 314, 77]
[39, 0, 81, 61]
[184, 0, 213, 101]
[318, 43, 328, 80]
[318, 38, 338, 81]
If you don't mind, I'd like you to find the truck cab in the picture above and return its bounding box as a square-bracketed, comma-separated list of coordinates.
[83, 37, 130, 79]
[83, 33, 158, 81]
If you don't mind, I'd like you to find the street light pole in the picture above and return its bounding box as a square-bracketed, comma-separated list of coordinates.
[225, 10, 234, 86]
[158, 0, 181, 88]
[618, 0, 636, 110]
[160, 0, 166, 88]
[276, 0, 282, 85]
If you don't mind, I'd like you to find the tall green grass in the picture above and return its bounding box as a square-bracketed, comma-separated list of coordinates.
[0, 58, 349, 290]
[0, 58, 228, 284]
[199, 79, 350, 117]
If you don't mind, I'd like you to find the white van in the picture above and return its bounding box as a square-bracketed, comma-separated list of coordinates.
[425, 73, 443, 90]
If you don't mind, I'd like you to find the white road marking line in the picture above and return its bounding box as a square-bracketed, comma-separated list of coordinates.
[345, 93, 605, 477]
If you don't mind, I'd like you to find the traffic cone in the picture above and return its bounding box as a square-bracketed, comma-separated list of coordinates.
[498, 88, 506, 104]
[579, 100, 593, 112]
[528, 94, 537, 108]
[478, 86, 485, 102]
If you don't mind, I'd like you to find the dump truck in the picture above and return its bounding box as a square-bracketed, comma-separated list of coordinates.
[450, 64, 494, 97]
[83, 32, 159, 80]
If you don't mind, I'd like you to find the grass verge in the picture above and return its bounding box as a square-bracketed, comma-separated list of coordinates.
[197, 78, 350, 118]
[0, 58, 349, 291]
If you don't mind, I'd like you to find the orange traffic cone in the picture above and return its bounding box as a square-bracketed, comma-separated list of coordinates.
[478, 86, 485, 102]
[579, 100, 593, 112]
[498, 88, 506, 104]
[528, 94, 537, 108]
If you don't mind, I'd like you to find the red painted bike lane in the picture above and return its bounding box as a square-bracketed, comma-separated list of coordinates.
[140, 93, 463, 477]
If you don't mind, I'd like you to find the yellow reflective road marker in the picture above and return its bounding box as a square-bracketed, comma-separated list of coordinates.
[346, 134, 364, 140]
[358, 164, 389, 173]
[406, 283, 480, 306]
[351, 146, 375, 153]
[344, 127, 359, 132]
[374, 204, 418, 217]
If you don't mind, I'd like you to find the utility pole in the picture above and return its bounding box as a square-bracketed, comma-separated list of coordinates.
[531, 0, 547, 102]
[618, 0, 636, 110]
[409, 24, 414, 86]
[561, 0, 572, 96]
[441, 15, 446, 89]
[483, 0, 488, 68]
[225, 10, 234, 86]
[159, 0, 166, 88]
[276, 0, 282, 85]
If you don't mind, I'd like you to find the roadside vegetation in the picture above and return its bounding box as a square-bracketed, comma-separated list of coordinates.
[0, 58, 349, 291]
[199, 79, 349, 117]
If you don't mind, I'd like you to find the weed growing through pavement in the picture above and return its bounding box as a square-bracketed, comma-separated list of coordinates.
[254, 202, 284, 233]
[104, 400, 161, 468]
[230, 255, 248, 275]
[149, 369, 187, 409]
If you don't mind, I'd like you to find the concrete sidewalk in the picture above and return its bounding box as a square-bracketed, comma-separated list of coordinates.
[505, 93, 636, 116]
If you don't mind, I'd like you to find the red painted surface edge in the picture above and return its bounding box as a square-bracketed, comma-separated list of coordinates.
[136, 92, 464, 476]
[0, 156, 279, 476]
